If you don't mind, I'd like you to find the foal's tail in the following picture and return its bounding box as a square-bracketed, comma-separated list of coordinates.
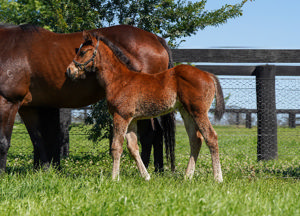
[210, 74, 225, 121]
[157, 36, 176, 172]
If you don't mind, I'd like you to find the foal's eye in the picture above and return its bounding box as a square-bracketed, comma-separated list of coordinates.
[79, 51, 87, 57]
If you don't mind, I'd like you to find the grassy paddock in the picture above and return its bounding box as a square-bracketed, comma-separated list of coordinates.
[0, 123, 299, 215]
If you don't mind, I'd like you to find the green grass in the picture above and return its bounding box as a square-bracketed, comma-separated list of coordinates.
[1, 123, 299, 215]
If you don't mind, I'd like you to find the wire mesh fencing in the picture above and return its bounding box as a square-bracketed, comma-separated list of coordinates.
[215, 75, 300, 162]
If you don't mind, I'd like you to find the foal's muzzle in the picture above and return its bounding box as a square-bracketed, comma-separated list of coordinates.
[66, 64, 85, 80]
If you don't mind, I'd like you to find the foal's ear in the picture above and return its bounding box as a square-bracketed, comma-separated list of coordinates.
[75, 48, 79, 54]
[83, 30, 93, 42]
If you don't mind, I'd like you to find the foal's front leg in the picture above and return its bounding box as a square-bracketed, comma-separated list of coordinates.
[126, 121, 150, 180]
[111, 113, 131, 180]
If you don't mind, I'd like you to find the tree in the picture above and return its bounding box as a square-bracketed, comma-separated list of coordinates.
[1, 0, 251, 46]
[0, 0, 102, 32]
[95, 0, 250, 46]
[0, 0, 252, 140]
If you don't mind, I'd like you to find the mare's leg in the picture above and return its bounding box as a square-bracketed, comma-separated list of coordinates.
[19, 107, 47, 169]
[126, 121, 150, 180]
[18, 107, 61, 169]
[193, 113, 223, 182]
[0, 96, 19, 173]
[179, 108, 203, 179]
[59, 109, 71, 158]
[40, 108, 61, 167]
[160, 113, 176, 172]
[138, 119, 164, 172]
[137, 119, 154, 169]
[152, 118, 164, 172]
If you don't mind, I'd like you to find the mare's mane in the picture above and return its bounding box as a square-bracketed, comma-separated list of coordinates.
[89, 31, 140, 72]
[0, 24, 45, 53]
[0, 23, 41, 32]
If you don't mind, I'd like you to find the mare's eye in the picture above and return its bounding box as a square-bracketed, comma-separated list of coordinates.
[80, 50, 87, 57]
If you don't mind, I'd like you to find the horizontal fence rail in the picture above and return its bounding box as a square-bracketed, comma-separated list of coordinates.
[193, 65, 300, 76]
[172, 49, 300, 63]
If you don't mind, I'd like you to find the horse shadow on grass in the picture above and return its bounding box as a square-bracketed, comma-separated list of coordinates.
[5, 151, 112, 176]
[6, 150, 170, 179]
[4, 153, 34, 175]
[261, 165, 300, 179]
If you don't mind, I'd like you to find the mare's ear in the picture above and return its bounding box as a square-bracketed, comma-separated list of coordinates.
[83, 30, 93, 42]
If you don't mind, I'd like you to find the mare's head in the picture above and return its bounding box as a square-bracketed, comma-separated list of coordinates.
[66, 31, 100, 80]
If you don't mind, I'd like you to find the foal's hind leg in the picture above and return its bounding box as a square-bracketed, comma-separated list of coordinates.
[126, 121, 150, 180]
[179, 108, 203, 180]
[194, 113, 223, 182]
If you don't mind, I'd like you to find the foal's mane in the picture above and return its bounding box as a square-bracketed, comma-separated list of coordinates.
[89, 31, 140, 72]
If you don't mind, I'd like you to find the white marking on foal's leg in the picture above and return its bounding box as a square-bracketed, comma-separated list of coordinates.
[111, 137, 123, 181]
[112, 157, 121, 181]
[179, 108, 202, 180]
[211, 154, 223, 183]
[126, 124, 151, 181]
[111, 114, 130, 181]
[192, 113, 223, 182]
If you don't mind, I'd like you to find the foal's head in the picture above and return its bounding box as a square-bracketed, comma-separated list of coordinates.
[66, 31, 99, 80]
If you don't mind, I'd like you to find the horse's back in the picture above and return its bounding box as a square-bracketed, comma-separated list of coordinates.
[94, 25, 169, 74]
[175, 64, 215, 87]
[175, 64, 216, 111]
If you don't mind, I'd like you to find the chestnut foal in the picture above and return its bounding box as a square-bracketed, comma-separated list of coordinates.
[67, 32, 225, 182]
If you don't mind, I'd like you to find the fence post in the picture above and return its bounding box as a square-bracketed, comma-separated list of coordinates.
[236, 113, 240, 126]
[246, 112, 252, 128]
[59, 108, 71, 157]
[254, 65, 278, 161]
[288, 113, 296, 128]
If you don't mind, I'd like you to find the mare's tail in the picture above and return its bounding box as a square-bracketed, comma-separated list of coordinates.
[157, 36, 176, 172]
[210, 74, 225, 121]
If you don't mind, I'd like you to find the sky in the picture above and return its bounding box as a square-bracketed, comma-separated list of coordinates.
[179, 0, 300, 49]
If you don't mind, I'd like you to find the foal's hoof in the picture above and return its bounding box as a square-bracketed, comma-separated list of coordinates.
[215, 176, 223, 183]
[143, 174, 151, 181]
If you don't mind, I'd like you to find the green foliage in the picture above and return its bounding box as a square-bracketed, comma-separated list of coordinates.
[0, 0, 101, 32]
[85, 99, 113, 142]
[0, 0, 251, 44]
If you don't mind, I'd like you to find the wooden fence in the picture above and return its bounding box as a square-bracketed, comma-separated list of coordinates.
[60, 49, 300, 161]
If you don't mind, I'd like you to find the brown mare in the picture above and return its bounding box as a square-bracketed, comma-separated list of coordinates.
[67, 31, 225, 182]
[0, 24, 175, 172]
